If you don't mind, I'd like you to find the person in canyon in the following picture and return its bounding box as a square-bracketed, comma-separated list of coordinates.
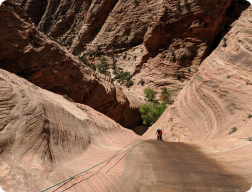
[156, 129, 163, 140]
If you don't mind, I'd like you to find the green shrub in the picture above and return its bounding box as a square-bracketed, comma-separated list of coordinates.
[75, 4, 82, 12]
[176, 3, 181, 11]
[114, 72, 130, 80]
[79, 57, 96, 71]
[160, 87, 172, 104]
[200, 22, 207, 27]
[222, 42, 227, 47]
[42, 28, 49, 35]
[7, 6, 14, 11]
[144, 86, 157, 102]
[126, 80, 133, 88]
[139, 101, 167, 126]
[138, 79, 145, 86]
[113, 72, 133, 86]
[97, 57, 110, 76]
[228, 127, 237, 135]
[62, 94, 74, 102]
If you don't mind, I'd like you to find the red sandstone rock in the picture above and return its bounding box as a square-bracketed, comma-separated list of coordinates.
[128, 0, 250, 99]
[13, 0, 250, 99]
[0, 1, 142, 128]
[0, 67, 141, 191]
[145, 5, 252, 184]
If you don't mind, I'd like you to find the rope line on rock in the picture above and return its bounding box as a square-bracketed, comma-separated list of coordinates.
[41, 139, 149, 192]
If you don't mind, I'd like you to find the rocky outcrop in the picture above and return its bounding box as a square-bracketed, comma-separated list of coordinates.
[128, 0, 250, 99]
[13, 0, 250, 100]
[13, 0, 163, 52]
[0, 67, 139, 191]
[0, 1, 142, 128]
[144, 5, 252, 183]
[146, 4, 252, 142]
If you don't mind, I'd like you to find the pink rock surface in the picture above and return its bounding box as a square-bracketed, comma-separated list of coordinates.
[0, 67, 140, 191]
[145, 5, 252, 184]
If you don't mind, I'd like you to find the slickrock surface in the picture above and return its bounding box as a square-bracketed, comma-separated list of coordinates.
[0, 68, 140, 191]
[1, 67, 249, 192]
[0, 1, 142, 128]
[145, 5, 252, 184]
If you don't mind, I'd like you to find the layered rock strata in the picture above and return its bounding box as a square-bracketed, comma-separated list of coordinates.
[13, 0, 250, 98]
[0, 67, 139, 191]
[129, 0, 250, 98]
[0, 1, 142, 128]
[145, 5, 252, 183]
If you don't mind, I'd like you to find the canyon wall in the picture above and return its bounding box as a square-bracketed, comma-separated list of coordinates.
[13, 0, 250, 98]
[145, 5, 252, 142]
[0, 1, 142, 128]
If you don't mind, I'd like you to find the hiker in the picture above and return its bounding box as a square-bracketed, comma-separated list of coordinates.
[156, 129, 162, 140]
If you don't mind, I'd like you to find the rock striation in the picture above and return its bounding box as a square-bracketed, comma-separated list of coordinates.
[0, 1, 142, 128]
[0, 67, 139, 191]
[145, 5, 252, 183]
[13, 0, 250, 98]
[129, 0, 250, 98]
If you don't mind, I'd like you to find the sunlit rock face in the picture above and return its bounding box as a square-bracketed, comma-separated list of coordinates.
[146, 5, 252, 142]
[0, 1, 142, 128]
[144, 5, 252, 183]
[0, 67, 139, 191]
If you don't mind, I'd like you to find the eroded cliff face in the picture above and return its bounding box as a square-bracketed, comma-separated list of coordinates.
[144, 6, 252, 182]
[0, 1, 142, 128]
[146, 5, 252, 142]
[12, 0, 249, 99]
[129, 0, 250, 98]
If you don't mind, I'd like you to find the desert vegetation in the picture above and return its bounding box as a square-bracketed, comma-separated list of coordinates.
[139, 87, 172, 126]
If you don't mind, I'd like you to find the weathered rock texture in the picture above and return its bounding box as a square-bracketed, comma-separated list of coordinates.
[0, 69, 249, 192]
[13, 0, 163, 51]
[145, 5, 252, 183]
[13, 0, 250, 98]
[129, 0, 251, 98]
[0, 67, 141, 191]
[0, 1, 142, 128]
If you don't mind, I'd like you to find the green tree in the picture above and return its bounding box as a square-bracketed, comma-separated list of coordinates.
[97, 57, 110, 76]
[160, 87, 172, 104]
[139, 101, 167, 126]
[144, 86, 157, 102]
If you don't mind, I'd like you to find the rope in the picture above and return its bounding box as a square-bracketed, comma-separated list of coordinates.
[41, 139, 150, 192]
